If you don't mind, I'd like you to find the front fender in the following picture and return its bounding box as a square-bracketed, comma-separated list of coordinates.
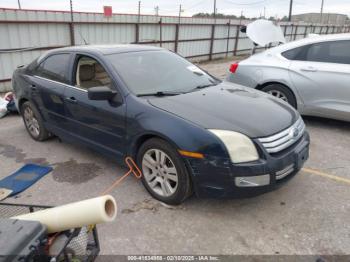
[125, 95, 229, 159]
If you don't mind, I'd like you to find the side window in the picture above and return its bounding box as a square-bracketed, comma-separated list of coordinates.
[305, 41, 350, 64]
[35, 54, 71, 84]
[74, 56, 112, 90]
[281, 45, 309, 61]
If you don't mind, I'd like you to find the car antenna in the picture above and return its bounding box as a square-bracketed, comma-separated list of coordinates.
[78, 30, 89, 45]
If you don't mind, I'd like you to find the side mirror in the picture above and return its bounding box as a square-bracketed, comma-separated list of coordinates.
[88, 86, 116, 101]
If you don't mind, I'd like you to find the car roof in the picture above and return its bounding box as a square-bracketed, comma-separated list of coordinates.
[38, 44, 164, 62]
[268, 33, 350, 54]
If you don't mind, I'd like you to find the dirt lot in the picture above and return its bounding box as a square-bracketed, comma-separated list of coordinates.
[1, 58, 350, 256]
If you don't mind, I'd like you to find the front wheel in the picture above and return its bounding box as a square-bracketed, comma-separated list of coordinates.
[261, 84, 297, 108]
[137, 138, 192, 205]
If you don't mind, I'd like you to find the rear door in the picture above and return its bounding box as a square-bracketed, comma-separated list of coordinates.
[288, 40, 350, 120]
[30, 53, 73, 129]
[63, 54, 126, 158]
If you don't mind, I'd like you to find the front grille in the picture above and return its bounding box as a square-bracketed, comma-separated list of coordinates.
[258, 118, 305, 154]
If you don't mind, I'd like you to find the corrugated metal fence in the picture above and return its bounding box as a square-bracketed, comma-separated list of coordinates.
[1, 8, 349, 92]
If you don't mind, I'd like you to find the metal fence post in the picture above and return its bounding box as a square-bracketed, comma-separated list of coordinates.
[293, 25, 298, 40]
[135, 24, 139, 43]
[304, 25, 308, 37]
[226, 20, 231, 57]
[209, 24, 215, 60]
[289, 24, 293, 41]
[69, 23, 75, 45]
[233, 24, 240, 56]
[159, 18, 162, 47]
[174, 24, 179, 53]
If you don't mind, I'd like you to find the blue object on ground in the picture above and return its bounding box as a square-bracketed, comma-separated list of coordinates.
[0, 164, 52, 196]
[7, 100, 18, 113]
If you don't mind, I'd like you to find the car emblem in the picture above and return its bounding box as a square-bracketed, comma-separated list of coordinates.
[290, 128, 299, 138]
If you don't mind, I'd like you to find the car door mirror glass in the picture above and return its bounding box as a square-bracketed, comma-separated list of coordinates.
[88, 86, 116, 101]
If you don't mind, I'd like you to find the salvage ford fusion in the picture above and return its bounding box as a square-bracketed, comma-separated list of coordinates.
[12, 45, 309, 204]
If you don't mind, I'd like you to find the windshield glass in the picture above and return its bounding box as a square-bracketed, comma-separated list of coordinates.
[107, 50, 218, 96]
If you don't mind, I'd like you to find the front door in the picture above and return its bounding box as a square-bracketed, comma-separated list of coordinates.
[289, 40, 350, 121]
[63, 54, 126, 159]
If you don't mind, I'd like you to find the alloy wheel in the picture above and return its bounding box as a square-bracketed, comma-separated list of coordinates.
[23, 107, 40, 137]
[142, 149, 179, 197]
[267, 90, 289, 102]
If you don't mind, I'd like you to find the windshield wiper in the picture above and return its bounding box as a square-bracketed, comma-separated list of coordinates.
[186, 81, 220, 93]
[195, 83, 217, 89]
[137, 91, 182, 97]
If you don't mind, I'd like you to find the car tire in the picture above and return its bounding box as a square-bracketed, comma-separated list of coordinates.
[137, 138, 192, 205]
[21, 101, 50, 141]
[261, 84, 297, 108]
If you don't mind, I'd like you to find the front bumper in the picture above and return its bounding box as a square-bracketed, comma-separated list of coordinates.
[186, 131, 310, 198]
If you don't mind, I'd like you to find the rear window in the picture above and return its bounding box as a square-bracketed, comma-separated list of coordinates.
[35, 53, 71, 84]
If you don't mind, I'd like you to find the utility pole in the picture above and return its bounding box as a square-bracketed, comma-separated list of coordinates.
[70, 0, 74, 23]
[178, 4, 184, 24]
[138, 1, 141, 23]
[17, 0, 21, 9]
[239, 10, 243, 26]
[154, 6, 159, 16]
[320, 0, 324, 23]
[69, 0, 75, 45]
[288, 0, 293, 21]
[263, 6, 266, 18]
[213, 0, 217, 21]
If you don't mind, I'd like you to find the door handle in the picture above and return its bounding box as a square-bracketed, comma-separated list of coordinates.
[65, 96, 77, 104]
[300, 66, 317, 72]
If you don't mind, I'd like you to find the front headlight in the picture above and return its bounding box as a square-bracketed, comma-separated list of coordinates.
[209, 129, 259, 163]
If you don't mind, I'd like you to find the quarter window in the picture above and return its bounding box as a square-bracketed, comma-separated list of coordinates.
[281, 46, 306, 60]
[36, 54, 71, 83]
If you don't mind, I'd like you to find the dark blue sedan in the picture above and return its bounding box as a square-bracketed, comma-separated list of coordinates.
[12, 45, 310, 204]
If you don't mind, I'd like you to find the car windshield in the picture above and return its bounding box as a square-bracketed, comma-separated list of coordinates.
[107, 50, 219, 96]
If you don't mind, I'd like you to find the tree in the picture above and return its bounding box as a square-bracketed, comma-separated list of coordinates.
[192, 12, 238, 19]
[281, 16, 289, 21]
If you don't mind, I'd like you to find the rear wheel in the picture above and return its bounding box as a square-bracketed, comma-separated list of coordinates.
[21, 101, 49, 141]
[261, 84, 297, 108]
[137, 138, 192, 205]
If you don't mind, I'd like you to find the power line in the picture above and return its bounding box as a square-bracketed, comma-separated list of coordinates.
[224, 0, 267, 6]
[186, 0, 209, 11]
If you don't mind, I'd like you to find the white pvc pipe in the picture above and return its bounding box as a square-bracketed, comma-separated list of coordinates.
[12, 195, 117, 233]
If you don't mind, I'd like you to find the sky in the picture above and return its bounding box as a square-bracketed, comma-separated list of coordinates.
[1, 0, 350, 19]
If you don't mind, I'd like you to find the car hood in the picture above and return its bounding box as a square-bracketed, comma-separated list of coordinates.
[246, 19, 286, 46]
[148, 82, 299, 138]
